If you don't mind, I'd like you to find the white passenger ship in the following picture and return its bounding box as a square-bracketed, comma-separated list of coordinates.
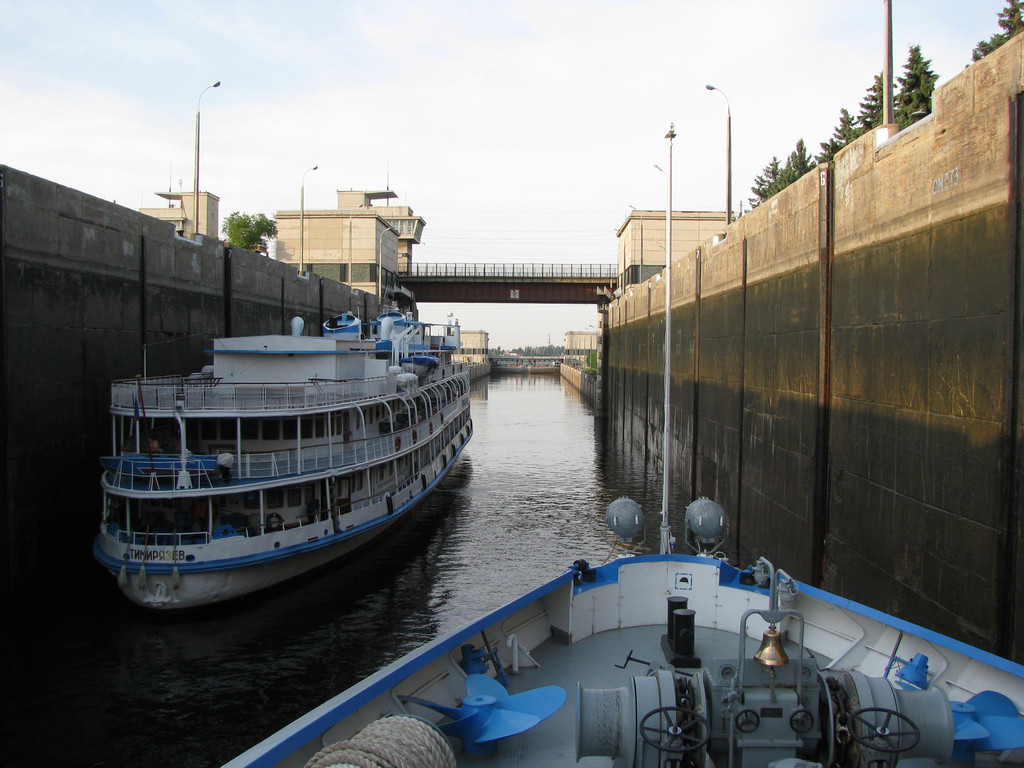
[92, 311, 473, 610]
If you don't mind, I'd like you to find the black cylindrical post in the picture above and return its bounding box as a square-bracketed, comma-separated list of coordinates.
[667, 596, 688, 628]
[671, 609, 696, 657]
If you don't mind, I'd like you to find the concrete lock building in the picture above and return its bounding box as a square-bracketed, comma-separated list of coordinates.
[275, 190, 426, 304]
[617, 209, 727, 291]
[456, 330, 489, 365]
[564, 330, 598, 365]
[140, 190, 220, 240]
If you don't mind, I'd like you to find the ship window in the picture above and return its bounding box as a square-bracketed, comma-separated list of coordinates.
[202, 420, 218, 440]
[220, 419, 237, 439]
[301, 418, 314, 440]
[241, 420, 258, 440]
[244, 492, 260, 510]
[315, 417, 325, 438]
[263, 420, 279, 440]
[282, 419, 297, 441]
[267, 489, 284, 508]
[186, 420, 200, 443]
[287, 487, 302, 507]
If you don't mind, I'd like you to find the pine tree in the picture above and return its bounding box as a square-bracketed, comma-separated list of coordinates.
[817, 108, 859, 163]
[857, 73, 883, 131]
[973, 0, 1024, 61]
[749, 140, 815, 207]
[749, 157, 782, 208]
[783, 139, 815, 184]
[895, 45, 938, 128]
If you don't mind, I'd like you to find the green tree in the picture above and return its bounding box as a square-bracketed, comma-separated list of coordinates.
[749, 140, 815, 208]
[817, 108, 860, 163]
[895, 44, 938, 128]
[857, 73, 884, 132]
[783, 139, 815, 181]
[973, 0, 1024, 61]
[749, 156, 782, 208]
[222, 211, 278, 253]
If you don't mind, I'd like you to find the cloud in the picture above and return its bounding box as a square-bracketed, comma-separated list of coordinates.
[0, 0, 1010, 344]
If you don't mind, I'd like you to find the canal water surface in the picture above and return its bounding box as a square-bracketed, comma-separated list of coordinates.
[5, 374, 668, 768]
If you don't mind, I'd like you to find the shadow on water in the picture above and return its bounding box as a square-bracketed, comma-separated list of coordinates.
[5, 474, 470, 768]
[3, 374, 656, 768]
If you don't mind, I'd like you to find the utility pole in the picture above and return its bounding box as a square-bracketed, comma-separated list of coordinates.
[883, 0, 894, 125]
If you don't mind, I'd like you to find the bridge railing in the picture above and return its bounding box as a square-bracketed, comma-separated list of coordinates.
[405, 263, 618, 279]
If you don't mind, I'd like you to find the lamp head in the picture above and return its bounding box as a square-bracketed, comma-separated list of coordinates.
[213, 81, 221, 88]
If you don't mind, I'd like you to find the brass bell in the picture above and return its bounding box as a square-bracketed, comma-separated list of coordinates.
[753, 624, 789, 667]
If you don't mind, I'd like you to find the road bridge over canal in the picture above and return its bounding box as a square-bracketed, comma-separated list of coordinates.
[399, 262, 617, 304]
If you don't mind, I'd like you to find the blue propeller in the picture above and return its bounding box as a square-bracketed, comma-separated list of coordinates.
[401, 673, 566, 754]
[951, 690, 1024, 762]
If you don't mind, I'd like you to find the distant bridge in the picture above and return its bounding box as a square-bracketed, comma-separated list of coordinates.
[399, 262, 617, 304]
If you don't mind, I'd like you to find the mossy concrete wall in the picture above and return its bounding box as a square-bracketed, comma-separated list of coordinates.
[605, 36, 1024, 660]
[0, 165, 378, 600]
[560, 363, 600, 409]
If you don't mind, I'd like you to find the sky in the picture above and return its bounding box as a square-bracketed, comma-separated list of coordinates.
[0, 0, 1010, 348]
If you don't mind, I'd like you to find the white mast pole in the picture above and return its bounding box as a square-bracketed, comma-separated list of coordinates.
[661, 124, 676, 554]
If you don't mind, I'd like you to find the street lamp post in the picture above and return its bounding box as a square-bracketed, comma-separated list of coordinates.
[300, 165, 318, 274]
[883, 0, 894, 125]
[705, 84, 732, 224]
[193, 80, 221, 237]
[661, 123, 675, 555]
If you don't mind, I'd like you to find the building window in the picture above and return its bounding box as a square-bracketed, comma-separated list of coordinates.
[351, 263, 378, 283]
[311, 263, 348, 282]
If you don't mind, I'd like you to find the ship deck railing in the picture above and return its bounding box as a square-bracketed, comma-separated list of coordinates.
[102, 401, 469, 492]
[105, 507, 338, 547]
[110, 363, 469, 414]
[102, 418, 470, 543]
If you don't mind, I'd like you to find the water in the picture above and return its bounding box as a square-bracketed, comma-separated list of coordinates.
[4, 374, 665, 768]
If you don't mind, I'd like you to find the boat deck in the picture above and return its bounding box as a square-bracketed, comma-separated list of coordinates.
[475, 624, 664, 767]
[430, 623, 739, 767]
[437, 624, 1024, 768]
[224, 557, 1024, 768]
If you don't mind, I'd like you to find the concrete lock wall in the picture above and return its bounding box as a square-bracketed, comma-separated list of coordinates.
[605, 35, 1024, 660]
[0, 165, 378, 600]
[560, 362, 601, 408]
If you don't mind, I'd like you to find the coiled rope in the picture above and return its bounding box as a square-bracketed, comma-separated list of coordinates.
[304, 715, 456, 768]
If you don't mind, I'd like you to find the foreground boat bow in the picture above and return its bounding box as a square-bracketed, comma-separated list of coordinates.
[224, 544, 1024, 768]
